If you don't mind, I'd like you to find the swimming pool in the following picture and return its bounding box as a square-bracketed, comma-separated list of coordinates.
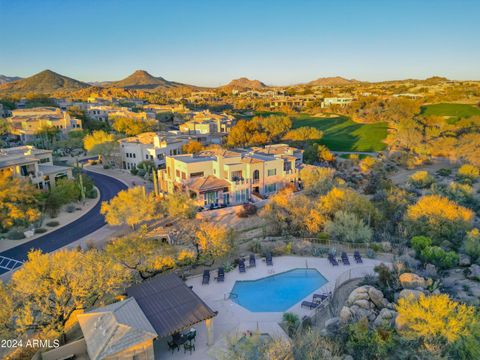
[230, 268, 328, 312]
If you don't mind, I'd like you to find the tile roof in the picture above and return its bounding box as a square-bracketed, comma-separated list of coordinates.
[78, 298, 157, 360]
[186, 175, 230, 192]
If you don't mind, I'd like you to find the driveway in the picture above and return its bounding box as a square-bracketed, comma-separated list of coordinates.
[0, 170, 127, 275]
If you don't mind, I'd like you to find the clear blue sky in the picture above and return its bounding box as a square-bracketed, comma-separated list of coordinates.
[1, 0, 479, 86]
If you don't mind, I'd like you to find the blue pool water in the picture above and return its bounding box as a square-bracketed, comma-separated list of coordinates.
[231, 268, 328, 312]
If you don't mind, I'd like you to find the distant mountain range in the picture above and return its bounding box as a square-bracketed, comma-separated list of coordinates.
[109, 70, 190, 90]
[0, 69, 457, 97]
[222, 77, 267, 90]
[0, 75, 22, 85]
[305, 76, 361, 86]
[0, 70, 89, 95]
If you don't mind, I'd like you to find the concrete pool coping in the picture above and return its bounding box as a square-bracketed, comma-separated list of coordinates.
[157, 255, 388, 359]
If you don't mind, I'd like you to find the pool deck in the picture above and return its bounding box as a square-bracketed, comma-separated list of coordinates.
[156, 255, 387, 359]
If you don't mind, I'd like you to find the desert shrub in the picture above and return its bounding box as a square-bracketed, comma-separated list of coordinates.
[345, 318, 395, 359]
[464, 228, 480, 261]
[411, 236, 433, 253]
[242, 203, 257, 215]
[46, 221, 60, 227]
[65, 204, 76, 213]
[324, 211, 373, 243]
[457, 164, 479, 182]
[443, 182, 475, 206]
[366, 248, 376, 258]
[292, 240, 313, 255]
[7, 230, 26, 240]
[409, 171, 434, 189]
[236, 203, 257, 218]
[359, 156, 379, 174]
[130, 168, 138, 175]
[312, 246, 329, 257]
[86, 188, 98, 199]
[248, 240, 262, 253]
[437, 168, 452, 177]
[282, 312, 300, 337]
[370, 243, 382, 252]
[34, 228, 47, 234]
[405, 195, 474, 245]
[420, 246, 459, 269]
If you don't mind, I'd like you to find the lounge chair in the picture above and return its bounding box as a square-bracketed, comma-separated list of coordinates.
[202, 270, 210, 285]
[354, 251, 363, 263]
[328, 254, 339, 266]
[266, 253, 273, 266]
[217, 267, 224, 282]
[341, 252, 350, 265]
[301, 301, 319, 309]
[312, 293, 329, 303]
[238, 259, 246, 273]
[249, 254, 256, 267]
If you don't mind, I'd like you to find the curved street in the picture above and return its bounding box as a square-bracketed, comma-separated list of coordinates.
[0, 170, 127, 274]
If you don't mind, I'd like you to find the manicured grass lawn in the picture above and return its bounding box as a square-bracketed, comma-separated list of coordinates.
[421, 103, 480, 122]
[292, 114, 387, 152]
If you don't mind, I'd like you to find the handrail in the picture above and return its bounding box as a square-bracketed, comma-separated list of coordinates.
[224, 292, 238, 300]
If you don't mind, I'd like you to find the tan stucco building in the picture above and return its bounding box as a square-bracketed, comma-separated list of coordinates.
[158, 144, 303, 208]
[0, 146, 73, 189]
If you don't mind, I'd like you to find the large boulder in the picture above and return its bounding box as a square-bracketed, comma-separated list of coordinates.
[368, 287, 388, 308]
[459, 254, 471, 267]
[341, 286, 389, 324]
[340, 306, 353, 323]
[468, 264, 480, 280]
[398, 289, 423, 301]
[399, 273, 427, 289]
[324, 317, 340, 335]
[425, 263, 438, 278]
[373, 308, 397, 327]
[355, 299, 373, 310]
[346, 286, 370, 305]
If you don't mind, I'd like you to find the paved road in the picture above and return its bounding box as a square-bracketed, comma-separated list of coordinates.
[0, 170, 127, 274]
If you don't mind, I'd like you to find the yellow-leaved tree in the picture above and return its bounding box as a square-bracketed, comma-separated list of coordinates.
[182, 140, 205, 154]
[396, 294, 478, 354]
[83, 130, 117, 164]
[195, 221, 232, 261]
[11, 249, 129, 335]
[0, 280, 14, 338]
[0, 172, 41, 231]
[405, 194, 474, 245]
[105, 228, 195, 280]
[101, 186, 157, 229]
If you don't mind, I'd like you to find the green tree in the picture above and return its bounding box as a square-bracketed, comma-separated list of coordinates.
[299, 166, 336, 196]
[324, 211, 373, 243]
[44, 178, 81, 217]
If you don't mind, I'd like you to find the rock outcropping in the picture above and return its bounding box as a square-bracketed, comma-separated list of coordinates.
[339, 286, 396, 327]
